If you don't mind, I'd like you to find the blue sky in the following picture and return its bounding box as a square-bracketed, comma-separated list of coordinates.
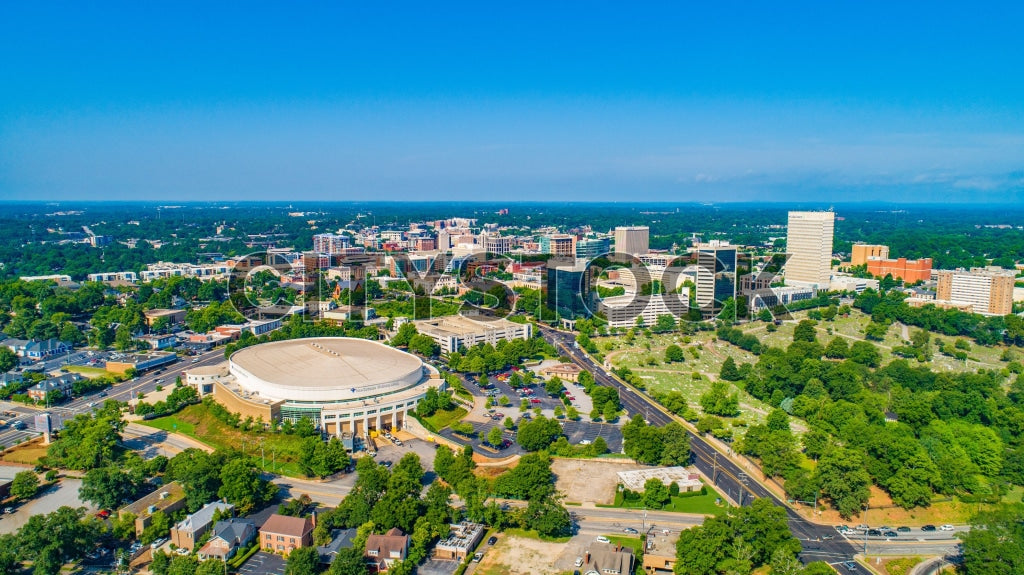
[2, 2, 1023, 203]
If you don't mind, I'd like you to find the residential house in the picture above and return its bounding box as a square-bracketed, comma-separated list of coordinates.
[198, 518, 258, 561]
[118, 481, 187, 535]
[27, 373, 82, 402]
[364, 527, 409, 572]
[582, 542, 634, 575]
[170, 501, 234, 551]
[23, 338, 70, 360]
[260, 514, 314, 556]
[317, 528, 357, 565]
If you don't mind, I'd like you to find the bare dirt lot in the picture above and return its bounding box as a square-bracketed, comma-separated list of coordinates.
[552, 457, 652, 505]
[474, 535, 566, 575]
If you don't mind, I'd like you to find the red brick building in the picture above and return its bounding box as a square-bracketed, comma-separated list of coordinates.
[867, 257, 932, 283]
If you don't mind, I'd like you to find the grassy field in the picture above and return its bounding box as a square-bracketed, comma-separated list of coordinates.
[615, 488, 730, 517]
[1, 441, 48, 465]
[141, 403, 309, 477]
[424, 406, 468, 430]
[63, 365, 112, 377]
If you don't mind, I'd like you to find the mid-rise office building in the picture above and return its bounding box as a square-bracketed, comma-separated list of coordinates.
[936, 267, 1015, 316]
[546, 259, 593, 319]
[614, 226, 650, 256]
[573, 237, 611, 261]
[482, 234, 514, 255]
[695, 241, 737, 318]
[850, 244, 889, 266]
[785, 211, 835, 288]
[539, 234, 575, 257]
[598, 291, 689, 329]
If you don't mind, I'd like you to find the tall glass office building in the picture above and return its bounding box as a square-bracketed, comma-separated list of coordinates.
[545, 259, 594, 319]
[695, 242, 737, 319]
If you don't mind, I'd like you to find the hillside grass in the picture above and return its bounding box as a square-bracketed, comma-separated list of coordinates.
[141, 402, 309, 477]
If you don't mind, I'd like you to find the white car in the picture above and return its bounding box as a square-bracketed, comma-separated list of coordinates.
[940, 524, 955, 531]
[574, 557, 583, 567]
[596, 535, 610, 543]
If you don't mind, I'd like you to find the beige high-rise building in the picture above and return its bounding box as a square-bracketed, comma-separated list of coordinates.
[936, 267, 1014, 316]
[614, 226, 649, 256]
[785, 211, 835, 287]
[851, 244, 889, 266]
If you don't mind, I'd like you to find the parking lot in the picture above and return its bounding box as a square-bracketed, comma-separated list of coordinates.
[418, 558, 461, 575]
[0, 475, 94, 534]
[559, 420, 623, 453]
[238, 552, 286, 575]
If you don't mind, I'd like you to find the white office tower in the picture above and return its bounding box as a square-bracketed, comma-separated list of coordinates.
[785, 211, 834, 288]
[614, 226, 650, 256]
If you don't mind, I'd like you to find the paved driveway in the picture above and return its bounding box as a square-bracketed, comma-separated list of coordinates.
[559, 420, 624, 453]
[417, 558, 461, 575]
[238, 552, 286, 575]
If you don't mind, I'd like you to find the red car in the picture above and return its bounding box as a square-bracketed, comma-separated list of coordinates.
[565, 395, 575, 401]
[530, 398, 542, 404]
[95, 509, 111, 519]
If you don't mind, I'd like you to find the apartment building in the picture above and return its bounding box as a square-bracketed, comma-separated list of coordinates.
[936, 267, 1015, 316]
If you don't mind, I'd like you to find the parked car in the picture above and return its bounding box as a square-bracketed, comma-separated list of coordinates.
[595, 536, 610, 543]
[530, 398, 542, 404]
[472, 552, 483, 562]
[488, 536, 498, 545]
[574, 557, 584, 567]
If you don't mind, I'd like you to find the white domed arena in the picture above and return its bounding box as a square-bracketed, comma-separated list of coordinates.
[214, 337, 442, 436]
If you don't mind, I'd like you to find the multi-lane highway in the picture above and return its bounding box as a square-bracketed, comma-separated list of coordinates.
[0, 348, 227, 448]
[537, 324, 955, 572]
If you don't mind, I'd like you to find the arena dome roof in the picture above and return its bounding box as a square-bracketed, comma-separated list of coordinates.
[228, 337, 426, 403]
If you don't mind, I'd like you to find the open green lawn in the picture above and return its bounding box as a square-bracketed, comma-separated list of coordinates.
[615, 487, 730, 516]
[63, 365, 111, 377]
[602, 534, 643, 554]
[141, 403, 309, 477]
[424, 406, 468, 430]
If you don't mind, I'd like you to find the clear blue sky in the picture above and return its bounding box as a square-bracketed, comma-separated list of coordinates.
[2, 2, 1022, 203]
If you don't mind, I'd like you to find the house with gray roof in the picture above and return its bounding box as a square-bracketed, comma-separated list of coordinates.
[198, 518, 257, 561]
[170, 501, 234, 551]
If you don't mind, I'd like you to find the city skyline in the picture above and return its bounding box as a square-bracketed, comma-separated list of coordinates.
[2, 2, 1023, 203]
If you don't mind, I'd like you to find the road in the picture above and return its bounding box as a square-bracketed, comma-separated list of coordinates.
[537, 325, 909, 572]
[0, 347, 226, 448]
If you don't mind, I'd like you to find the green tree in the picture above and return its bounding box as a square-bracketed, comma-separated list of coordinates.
[849, 341, 881, 367]
[45, 409, 125, 470]
[815, 447, 871, 519]
[285, 546, 320, 575]
[700, 382, 739, 417]
[602, 401, 618, 422]
[544, 376, 564, 396]
[487, 426, 504, 447]
[643, 478, 670, 509]
[0, 348, 18, 375]
[665, 344, 686, 363]
[516, 416, 562, 451]
[10, 470, 39, 500]
[824, 337, 849, 359]
[660, 422, 691, 466]
[719, 356, 741, 381]
[218, 457, 278, 514]
[793, 320, 817, 343]
[959, 504, 1024, 575]
[79, 466, 139, 510]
